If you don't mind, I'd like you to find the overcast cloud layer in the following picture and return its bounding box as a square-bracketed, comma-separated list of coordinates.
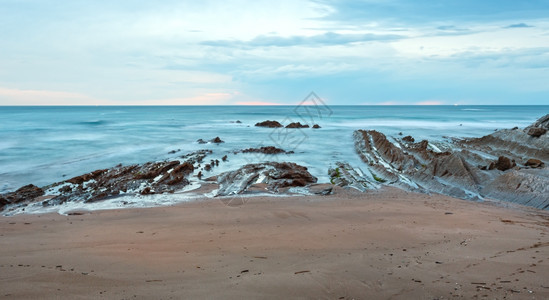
[1, 0, 548, 105]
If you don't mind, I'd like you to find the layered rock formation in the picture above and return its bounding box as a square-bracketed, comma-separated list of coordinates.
[1, 151, 210, 213]
[352, 114, 549, 209]
[215, 162, 317, 196]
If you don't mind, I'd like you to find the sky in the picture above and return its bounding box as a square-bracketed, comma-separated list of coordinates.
[0, 0, 548, 105]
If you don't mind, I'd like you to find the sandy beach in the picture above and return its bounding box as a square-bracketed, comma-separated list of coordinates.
[1, 187, 548, 299]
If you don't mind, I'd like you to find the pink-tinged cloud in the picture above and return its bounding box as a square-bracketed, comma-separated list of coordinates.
[235, 101, 282, 105]
[149, 92, 235, 105]
[0, 87, 107, 105]
[415, 100, 444, 105]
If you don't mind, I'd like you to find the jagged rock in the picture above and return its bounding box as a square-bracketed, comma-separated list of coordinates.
[329, 162, 376, 192]
[494, 156, 516, 171]
[0, 184, 44, 208]
[527, 127, 547, 138]
[241, 146, 287, 155]
[286, 122, 309, 128]
[0, 151, 207, 212]
[402, 136, 415, 143]
[255, 120, 283, 128]
[215, 162, 317, 196]
[528, 114, 549, 130]
[197, 139, 207, 144]
[353, 114, 549, 209]
[525, 159, 544, 168]
[312, 124, 321, 129]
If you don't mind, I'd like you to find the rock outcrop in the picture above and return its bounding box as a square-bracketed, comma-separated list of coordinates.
[215, 162, 317, 196]
[286, 122, 309, 128]
[255, 120, 283, 128]
[352, 114, 549, 209]
[0, 184, 44, 209]
[1, 151, 209, 213]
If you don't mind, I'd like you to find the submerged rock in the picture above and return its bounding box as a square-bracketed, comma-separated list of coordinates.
[255, 120, 283, 128]
[215, 162, 317, 196]
[240, 146, 289, 155]
[312, 124, 321, 129]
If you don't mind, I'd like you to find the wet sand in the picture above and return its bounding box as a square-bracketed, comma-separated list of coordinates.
[1, 187, 548, 299]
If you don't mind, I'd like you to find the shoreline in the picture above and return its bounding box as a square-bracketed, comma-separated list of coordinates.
[1, 187, 548, 299]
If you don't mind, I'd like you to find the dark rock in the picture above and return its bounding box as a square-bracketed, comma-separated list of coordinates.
[286, 122, 309, 128]
[527, 127, 547, 137]
[402, 136, 415, 143]
[222, 155, 228, 161]
[197, 139, 207, 144]
[494, 156, 516, 171]
[204, 164, 212, 171]
[0, 184, 44, 207]
[525, 159, 544, 168]
[255, 120, 283, 128]
[241, 146, 287, 155]
[216, 162, 317, 195]
[211, 137, 224, 143]
[140, 187, 153, 195]
[312, 124, 321, 129]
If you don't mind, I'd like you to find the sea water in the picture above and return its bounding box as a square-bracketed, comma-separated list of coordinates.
[0, 105, 546, 194]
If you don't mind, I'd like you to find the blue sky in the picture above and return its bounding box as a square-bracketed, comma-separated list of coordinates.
[0, 0, 548, 105]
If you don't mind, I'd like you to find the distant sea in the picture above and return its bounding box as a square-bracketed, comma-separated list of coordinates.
[1, 105, 547, 193]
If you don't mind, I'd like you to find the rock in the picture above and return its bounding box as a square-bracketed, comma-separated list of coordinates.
[312, 124, 321, 129]
[525, 159, 544, 168]
[527, 127, 547, 138]
[236, 120, 242, 123]
[215, 162, 317, 196]
[308, 184, 334, 195]
[402, 136, 415, 143]
[0, 184, 44, 207]
[286, 122, 309, 128]
[197, 139, 207, 144]
[222, 155, 228, 161]
[528, 114, 549, 130]
[255, 120, 283, 128]
[140, 187, 153, 195]
[0, 151, 209, 211]
[494, 156, 516, 171]
[241, 146, 287, 155]
[211, 137, 224, 143]
[328, 162, 375, 192]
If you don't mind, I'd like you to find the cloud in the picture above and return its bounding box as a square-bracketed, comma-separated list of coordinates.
[201, 32, 404, 48]
[0, 87, 107, 105]
[504, 23, 533, 28]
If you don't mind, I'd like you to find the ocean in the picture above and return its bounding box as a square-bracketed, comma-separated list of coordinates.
[1, 105, 547, 195]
